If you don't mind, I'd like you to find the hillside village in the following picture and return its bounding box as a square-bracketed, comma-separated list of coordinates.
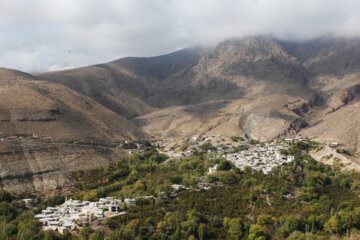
[34, 197, 135, 233]
[22, 133, 356, 236]
[154, 135, 305, 175]
[34, 134, 344, 234]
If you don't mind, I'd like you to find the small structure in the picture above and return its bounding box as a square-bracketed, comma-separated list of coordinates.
[21, 198, 33, 207]
[171, 184, 185, 191]
[329, 142, 340, 148]
[207, 164, 218, 175]
[287, 155, 295, 162]
[184, 150, 193, 158]
[124, 198, 136, 206]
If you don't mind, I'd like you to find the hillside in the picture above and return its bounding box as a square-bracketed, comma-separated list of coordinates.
[0, 68, 146, 196]
[36, 48, 204, 119]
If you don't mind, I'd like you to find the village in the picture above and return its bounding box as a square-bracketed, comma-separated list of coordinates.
[155, 135, 305, 175]
[34, 135, 312, 233]
[34, 197, 135, 233]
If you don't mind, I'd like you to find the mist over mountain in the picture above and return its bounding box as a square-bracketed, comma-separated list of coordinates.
[1, 0, 360, 72]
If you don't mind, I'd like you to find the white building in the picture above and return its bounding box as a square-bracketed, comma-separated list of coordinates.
[171, 184, 185, 190]
[35, 197, 134, 233]
[287, 155, 295, 162]
[207, 164, 218, 175]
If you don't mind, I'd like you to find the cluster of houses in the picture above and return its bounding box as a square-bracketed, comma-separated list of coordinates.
[34, 197, 135, 233]
[223, 144, 293, 174]
[171, 181, 213, 192]
[159, 135, 301, 172]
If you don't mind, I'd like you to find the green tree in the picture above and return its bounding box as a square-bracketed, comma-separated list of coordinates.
[218, 160, 232, 171]
[80, 227, 94, 240]
[198, 223, 206, 240]
[170, 176, 183, 184]
[89, 230, 104, 240]
[286, 231, 305, 240]
[0, 202, 17, 221]
[257, 214, 274, 226]
[0, 191, 14, 203]
[228, 218, 243, 238]
[248, 224, 268, 240]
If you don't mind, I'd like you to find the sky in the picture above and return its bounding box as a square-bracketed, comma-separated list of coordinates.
[0, 0, 360, 72]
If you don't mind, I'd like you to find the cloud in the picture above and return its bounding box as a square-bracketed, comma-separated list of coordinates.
[0, 0, 359, 72]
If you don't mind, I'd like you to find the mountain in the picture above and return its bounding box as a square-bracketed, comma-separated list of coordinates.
[36, 47, 204, 118]
[2, 36, 360, 196]
[36, 36, 360, 151]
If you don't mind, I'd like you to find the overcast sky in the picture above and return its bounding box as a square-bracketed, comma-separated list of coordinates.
[1, 0, 360, 72]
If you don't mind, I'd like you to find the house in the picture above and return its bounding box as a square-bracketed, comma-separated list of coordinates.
[171, 184, 185, 190]
[329, 142, 340, 148]
[287, 155, 295, 162]
[207, 164, 218, 175]
[124, 198, 136, 205]
[185, 150, 193, 157]
[108, 205, 122, 213]
[22, 198, 33, 206]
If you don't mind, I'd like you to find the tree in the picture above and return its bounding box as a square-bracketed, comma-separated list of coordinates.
[228, 218, 243, 238]
[170, 176, 183, 184]
[38, 229, 62, 240]
[286, 231, 305, 240]
[218, 160, 232, 171]
[198, 223, 206, 240]
[80, 227, 94, 240]
[0, 191, 14, 203]
[0, 202, 17, 221]
[89, 230, 104, 240]
[248, 224, 268, 240]
[217, 172, 238, 184]
[17, 220, 41, 240]
[257, 214, 274, 226]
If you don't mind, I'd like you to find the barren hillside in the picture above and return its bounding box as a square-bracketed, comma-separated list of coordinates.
[0, 68, 146, 196]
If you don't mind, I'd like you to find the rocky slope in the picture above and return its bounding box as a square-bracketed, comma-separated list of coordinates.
[0, 68, 145, 196]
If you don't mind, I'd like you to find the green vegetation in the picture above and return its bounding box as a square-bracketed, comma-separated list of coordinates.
[232, 145, 249, 153]
[121, 141, 138, 149]
[66, 141, 360, 239]
[336, 148, 352, 156]
[4, 140, 360, 239]
[180, 141, 190, 151]
[249, 139, 260, 145]
[231, 136, 245, 142]
[199, 142, 216, 151]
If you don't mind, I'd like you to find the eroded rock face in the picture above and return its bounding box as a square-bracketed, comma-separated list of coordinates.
[0, 141, 127, 197]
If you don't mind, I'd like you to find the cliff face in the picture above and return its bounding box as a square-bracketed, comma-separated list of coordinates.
[0, 140, 127, 197]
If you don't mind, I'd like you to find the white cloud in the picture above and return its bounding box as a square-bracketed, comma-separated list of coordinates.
[0, 0, 360, 72]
